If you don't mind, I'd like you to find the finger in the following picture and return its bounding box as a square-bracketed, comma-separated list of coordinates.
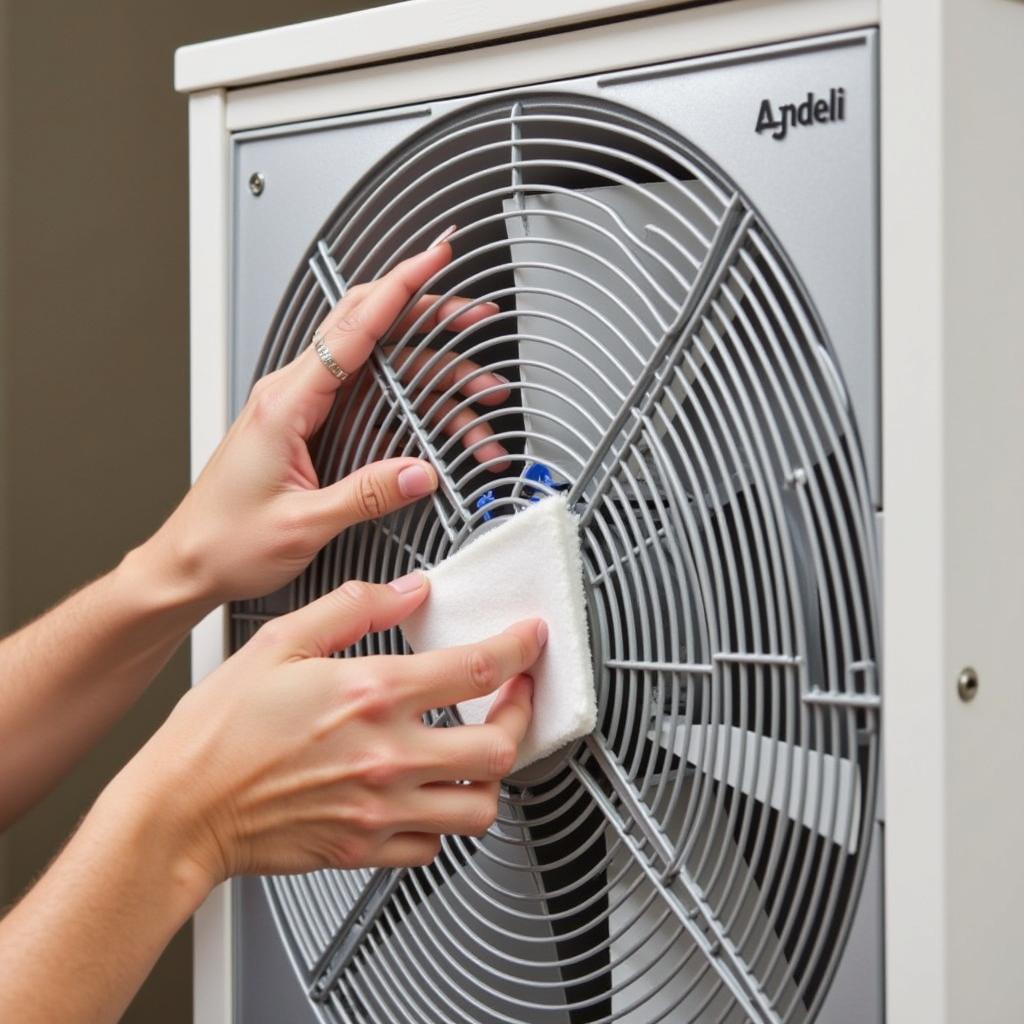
[389, 346, 510, 407]
[299, 457, 438, 542]
[295, 245, 454, 400]
[484, 673, 534, 746]
[398, 782, 500, 837]
[390, 619, 548, 711]
[415, 395, 509, 469]
[260, 576, 429, 659]
[334, 281, 370, 305]
[374, 833, 442, 868]
[417, 676, 534, 783]
[336, 285, 498, 340]
[370, 415, 507, 474]
[345, 289, 497, 337]
[393, 294, 501, 337]
[342, 387, 506, 468]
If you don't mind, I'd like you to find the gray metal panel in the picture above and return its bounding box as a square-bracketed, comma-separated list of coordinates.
[234, 876, 321, 1024]
[228, 28, 882, 1023]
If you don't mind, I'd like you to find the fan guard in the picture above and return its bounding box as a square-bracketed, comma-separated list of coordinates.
[231, 93, 880, 1024]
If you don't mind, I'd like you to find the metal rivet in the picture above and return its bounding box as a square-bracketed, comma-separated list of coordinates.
[249, 172, 265, 197]
[957, 666, 979, 703]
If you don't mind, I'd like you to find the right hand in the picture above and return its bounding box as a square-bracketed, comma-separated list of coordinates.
[120, 573, 544, 886]
[145, 240, 510, 608]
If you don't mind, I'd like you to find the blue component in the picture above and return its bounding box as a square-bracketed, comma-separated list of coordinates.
[475, 490, 496, 522]
[476, 465, 567, 524]
[521, 461, 569, 502]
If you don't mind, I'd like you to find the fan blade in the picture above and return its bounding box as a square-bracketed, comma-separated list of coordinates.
[521, 771, 613, 1024]
[650, 722, 861, 853]
[606, 771, 807, 1023]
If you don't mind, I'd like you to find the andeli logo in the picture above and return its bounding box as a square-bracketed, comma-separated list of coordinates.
[755, 88, 846, 141]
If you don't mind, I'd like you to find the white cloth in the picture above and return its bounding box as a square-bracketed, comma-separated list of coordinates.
[401, 496, 596, 772]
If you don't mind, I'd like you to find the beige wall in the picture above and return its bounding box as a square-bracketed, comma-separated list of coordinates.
[0, 2, 393, 1019]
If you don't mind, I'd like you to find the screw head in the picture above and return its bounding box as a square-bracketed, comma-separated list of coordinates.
[957, 666, 979, 703]
[248, 172, 265, 197]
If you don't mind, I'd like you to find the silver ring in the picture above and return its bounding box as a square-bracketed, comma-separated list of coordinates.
[313, 336, 350, 382]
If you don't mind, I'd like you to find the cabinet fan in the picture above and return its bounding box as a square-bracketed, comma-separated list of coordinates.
[231, 93, 881, 1024]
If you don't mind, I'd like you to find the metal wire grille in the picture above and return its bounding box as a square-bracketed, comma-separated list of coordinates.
[231, 93, 880, 1024]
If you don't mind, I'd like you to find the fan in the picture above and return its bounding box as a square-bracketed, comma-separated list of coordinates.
[230, 93, 880, 1024]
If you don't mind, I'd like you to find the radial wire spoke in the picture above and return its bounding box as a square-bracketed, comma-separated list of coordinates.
[566, 198, 750, 519]
[572, 741, 780, 1024]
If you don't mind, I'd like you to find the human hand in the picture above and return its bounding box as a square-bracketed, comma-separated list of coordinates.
[120, 574, 544, 885]
[146, 239, 510, 607]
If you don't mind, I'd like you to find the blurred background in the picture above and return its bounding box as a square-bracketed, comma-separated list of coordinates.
[0, 1, 394, 1018]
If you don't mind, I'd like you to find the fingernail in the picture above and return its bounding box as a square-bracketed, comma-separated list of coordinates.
[484, 301, 501, 315]
[398, 464, 436, 498]
[389, 571, 426, 593]
[536, 620, 549, 647]
[428, 224, 458, 249]
[491, 372, 510, 385]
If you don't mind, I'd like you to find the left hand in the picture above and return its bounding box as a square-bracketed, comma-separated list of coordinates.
[147, 240, 509, 606]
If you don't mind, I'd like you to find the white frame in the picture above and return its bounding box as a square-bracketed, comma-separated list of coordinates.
[187, 87, 233, 1024]
[180, 2, 1024, 1022]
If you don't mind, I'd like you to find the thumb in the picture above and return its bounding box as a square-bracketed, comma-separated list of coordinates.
[268, 575, 430, 659]
[303, 458, 438, 540]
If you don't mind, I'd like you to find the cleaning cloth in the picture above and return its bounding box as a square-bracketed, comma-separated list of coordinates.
[401, 496, 596, 772]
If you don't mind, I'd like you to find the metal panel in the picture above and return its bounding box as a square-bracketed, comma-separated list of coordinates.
[235, 878, 321, 1024]
[227, 29, 882, 1024]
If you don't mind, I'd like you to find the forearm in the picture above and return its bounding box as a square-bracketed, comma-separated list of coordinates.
[0, 772, 211, 1024]
[0, 537, 214, 826]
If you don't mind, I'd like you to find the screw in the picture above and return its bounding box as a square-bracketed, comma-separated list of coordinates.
[248, 172, 265, 197]
[957, 666, 979, 703]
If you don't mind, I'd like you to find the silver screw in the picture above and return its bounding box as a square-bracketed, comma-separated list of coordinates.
[249, 172, 265, 197]
[957, 666, 979, 703]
